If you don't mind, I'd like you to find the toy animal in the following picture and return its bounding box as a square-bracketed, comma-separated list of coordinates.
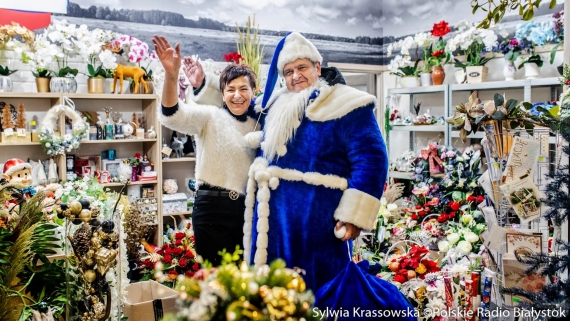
[171, 136, 188, 158]
[112, 64, 148, 94]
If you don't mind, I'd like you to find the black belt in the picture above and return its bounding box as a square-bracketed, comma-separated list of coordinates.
[196, 189, 242, 200]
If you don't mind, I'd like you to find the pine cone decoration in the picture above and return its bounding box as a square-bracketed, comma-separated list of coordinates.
[72, 224, 93, 257]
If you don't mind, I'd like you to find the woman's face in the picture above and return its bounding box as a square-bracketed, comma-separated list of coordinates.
[222, 76, 254, 116]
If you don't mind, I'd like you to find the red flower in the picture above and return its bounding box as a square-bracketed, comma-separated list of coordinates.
[168, 270, 178, 280]
[477, 195, 485, 203]
[135, 153, 141, 159]
[223, 52, 243, 63]
[192, 262, 200, 271]
[184, 250, 195, 259]
[408, 245, 429, 259]
[467, 195, 476, 203]
[393, 274, 407, 283]
[175, 232, 185, 240]
[566, 79, 570, 86]
[175, 239, 182, 246]
[415, 205, 422, 209]
[421, 259, 441, 273]
[163, 254, 172, 264]
[431, 49, 445, 57]
[427, 198, 439, 206]
[185, 270, 195, 278]
[172, 247, 183, 257]
[431, 21, 450, 37]
[411, 214, 418, 220]
[419, 210, 426, 216]
[179, 257, 188, 268]
[437, 214, 449, 223]
[164, 246, 172, 255]
[449, 201, 461, 211]
[156, 249, 163, 255]
[449, 211, 457, 218]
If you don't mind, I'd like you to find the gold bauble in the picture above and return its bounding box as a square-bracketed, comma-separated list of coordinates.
[69, 201, 82, 214]
[96, 247, 117, 275]
[286, 275, 306, 292]
[79, 209, 92, 223]
[84, 269, 97, 283]
[84, 257, 95, 267]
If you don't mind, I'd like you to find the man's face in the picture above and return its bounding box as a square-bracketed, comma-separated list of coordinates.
[283, 59, 321, 92]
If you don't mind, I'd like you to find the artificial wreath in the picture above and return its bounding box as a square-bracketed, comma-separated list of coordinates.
[38, 97, 88, 155]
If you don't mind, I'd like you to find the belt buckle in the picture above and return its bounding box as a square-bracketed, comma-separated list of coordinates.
[228, 190, 239, 200]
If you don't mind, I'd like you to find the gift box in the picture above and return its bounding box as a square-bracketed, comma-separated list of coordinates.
[122, 280, 179, 321]
[162, 193, 188, 214]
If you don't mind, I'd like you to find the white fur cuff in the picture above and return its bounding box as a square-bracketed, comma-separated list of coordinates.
[333, 188, 380, 231]
[244, 131, 263, 149]
[192, 72, 222, 107]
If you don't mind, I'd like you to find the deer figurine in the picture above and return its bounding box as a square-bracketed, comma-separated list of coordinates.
[171, 136, 188, 158]
[112, 64, 148, 94]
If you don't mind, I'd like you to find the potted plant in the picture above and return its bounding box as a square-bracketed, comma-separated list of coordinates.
[0, 23, 33, 92]
[517, 45, 544, 79]
[551, 9, 564, 73]
[112, 35, 157, 94]
[448, 21, 497, 84]
[515, 20, 556, 79]
[21, 35, 57, 92]
[495, 38, 529, 81]
[388, 55, 420, 88]
[426, 21, 451, 86]
[79, 28, 117, 94]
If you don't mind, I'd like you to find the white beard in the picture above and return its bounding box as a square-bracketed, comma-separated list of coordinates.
[262, 80, 326, 162]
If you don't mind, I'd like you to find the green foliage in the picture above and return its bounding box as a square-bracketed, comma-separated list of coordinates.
[518, 49, 544, 69]
[0, 65, 17, 76]
[31, 68, 53, 78]
[472, 0, 557, 28]
[87, 64, 113, 78]
[55, 66, 79, 78]
[141, 66, 153, 80]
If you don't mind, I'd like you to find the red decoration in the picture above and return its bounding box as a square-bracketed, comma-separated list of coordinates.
[223, 52, 244, 63]
[431, 21, 451, 37]
[0, 9, 51, 30]
[421, 143, 444, 175]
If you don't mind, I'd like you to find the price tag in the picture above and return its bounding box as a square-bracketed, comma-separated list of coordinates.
[17, 128, 26, 137]
[4, 128, 14, 136]
[161, 146, 172, 156]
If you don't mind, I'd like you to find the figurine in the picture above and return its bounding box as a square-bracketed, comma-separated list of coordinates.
[2, 158, 35, 196]
[112, 64, 148, 94]
[171, 136, 188, 158]
[147, 126, 157, 139]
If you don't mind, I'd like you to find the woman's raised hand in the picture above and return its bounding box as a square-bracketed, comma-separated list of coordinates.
[183, 57, 205, 88]
[152, 35, 181, 76]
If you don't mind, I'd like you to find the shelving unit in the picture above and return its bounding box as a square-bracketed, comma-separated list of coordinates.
[386, 77, 562, 181]
[0, 92, 177, 247]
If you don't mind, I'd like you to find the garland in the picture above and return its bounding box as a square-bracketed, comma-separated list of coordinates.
[38, 97, 88, 155]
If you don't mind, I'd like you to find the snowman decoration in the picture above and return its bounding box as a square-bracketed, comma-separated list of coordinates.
[2, 158, 36, 196]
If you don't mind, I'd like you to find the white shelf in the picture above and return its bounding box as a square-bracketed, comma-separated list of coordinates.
[389, 171, 415, 180]
[164, 211, 192, 216]
[451, 80, 526, 91]
[81, 139, 157, 144]
[388, 85, 447, 95]
[530, 78, 562, 87]
[450, 131, 485, 139]
[162, 157, 196, 163]
[104, 180, 158, 187]
[391, 125, 446, 132]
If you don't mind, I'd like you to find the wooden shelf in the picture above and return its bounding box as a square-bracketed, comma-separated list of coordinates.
[81, 139, 157, 144]
[65, 93, 159, 100]
[104, 180, 158, 186]
[162, 157, 196, 162]
[0, 142, 41, 146]
[0, 92, 61, 98]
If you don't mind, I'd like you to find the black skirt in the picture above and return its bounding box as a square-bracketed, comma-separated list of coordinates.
[191, 192, 245, 266]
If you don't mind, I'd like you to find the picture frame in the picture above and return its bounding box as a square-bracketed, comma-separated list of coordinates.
[95, 170, 111, 184]
[102, 159, 123, 179]
[505, 233, 543, 255]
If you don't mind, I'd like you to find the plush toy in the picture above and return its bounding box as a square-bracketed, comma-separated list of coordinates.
[2, 158, 35, 196]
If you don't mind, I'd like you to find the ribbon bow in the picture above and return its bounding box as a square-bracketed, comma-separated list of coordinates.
[22, 186, 36, 197]
[420, 143, 444, 175]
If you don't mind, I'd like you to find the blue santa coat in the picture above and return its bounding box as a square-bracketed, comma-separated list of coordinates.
[249, 93, 388, 291]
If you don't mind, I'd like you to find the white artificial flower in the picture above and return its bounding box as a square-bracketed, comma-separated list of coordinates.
[99, 49, 118, 70]
[438, 240, 450, 252]
[426, 297, 446, 316]
[464, 232, 480, 243]
[447, 233, 460, 244]
[387, 43, 393, 57]
[457, 240, 473, 255]
[461, 214, 473, 225]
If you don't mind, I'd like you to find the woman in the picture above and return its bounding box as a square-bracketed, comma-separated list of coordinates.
[153, 35, 259, 266]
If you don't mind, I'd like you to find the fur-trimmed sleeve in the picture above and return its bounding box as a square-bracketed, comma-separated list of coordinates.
[158, 101, 214, 136]
[333, 103, 388, 231]
[191, 72, 223, 107]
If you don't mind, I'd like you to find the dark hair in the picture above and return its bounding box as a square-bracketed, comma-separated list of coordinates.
[219, 63, 257, 93]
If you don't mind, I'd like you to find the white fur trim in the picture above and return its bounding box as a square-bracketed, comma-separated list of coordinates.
[277, 145, 287, 156]
[269, 177, 279, 190]
[306, 84, 377, 122]
[333, 188, 381, 231]
[277, 32, 323, 76]
[244, 131, 263, 149]
[267, 167, 348, 190]
[243, 170, 258, 263]
[4, 163, 32, 177]
[192, 72, 222, 107]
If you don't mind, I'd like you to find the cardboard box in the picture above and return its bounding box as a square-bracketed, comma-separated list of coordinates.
[122, 280, 179, 321]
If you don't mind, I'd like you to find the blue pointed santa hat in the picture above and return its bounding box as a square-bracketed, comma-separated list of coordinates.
[261, 32, 323, 109]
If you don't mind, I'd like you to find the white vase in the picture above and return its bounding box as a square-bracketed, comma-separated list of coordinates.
[419, 73, 432, 87]
[399, 76, 420, 88]
[50, 77, 77, 93]
[524, 63, 540, 79]
[454, 69, 466, 84]
[503, 60, 516, 81]
[0, 76, 13, 92]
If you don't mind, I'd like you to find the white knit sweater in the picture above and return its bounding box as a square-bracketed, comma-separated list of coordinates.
[159, 101, 257, 194]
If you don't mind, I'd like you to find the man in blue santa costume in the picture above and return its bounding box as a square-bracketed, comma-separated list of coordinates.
[243, 32, 389, 291]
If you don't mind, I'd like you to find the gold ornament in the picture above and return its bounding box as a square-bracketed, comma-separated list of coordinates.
[69, 200, 82, 214]
[84, 269, 97, 283]
[78, 208, 92, 223]
[286, 273, 306, 292]
[95, 247, 117, 275]
[415, 286, 427, 302]
[259, 286, 296, 319]
[415, 263, 427, 274]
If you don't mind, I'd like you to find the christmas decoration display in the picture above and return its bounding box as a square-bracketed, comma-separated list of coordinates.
[38, 97, 89, 155]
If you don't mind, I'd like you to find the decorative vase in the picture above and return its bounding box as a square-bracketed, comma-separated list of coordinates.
[454, 69, 466, 84]
[524, 63, 540, 79]
[399, 76, 419, 88]
[49, 77, 78, 93]
[466, 66, 488, 83]
[131, 166, 138, 182]
[431, 66, 445, 85]
[419, 73, 432, 87]
[35, 77, 50, 92]
[87, 77, 105, 94]
[129, 80, 154, 94]
[0, 76, 13, 92]
[503, 60, 516, 81]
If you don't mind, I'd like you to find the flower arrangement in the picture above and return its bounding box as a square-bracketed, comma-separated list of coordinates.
[426, 21, 451, 68]
[383, 244, 440, 284]
[447, 20, 500, 69]
[139, 222, 199, 287]
[223, 51, 244, 63]
[437, 210, 487, 261]
[388, 55, 420, 77]
[550, 9, 564, 63]
[515, 21, 557, 69]
[162, 254, 315, 321]
[0, 23, 34, 76]
[78, 28, 117, 79]
[494, 38, 531, 67]
[113, 35, 157, 80]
